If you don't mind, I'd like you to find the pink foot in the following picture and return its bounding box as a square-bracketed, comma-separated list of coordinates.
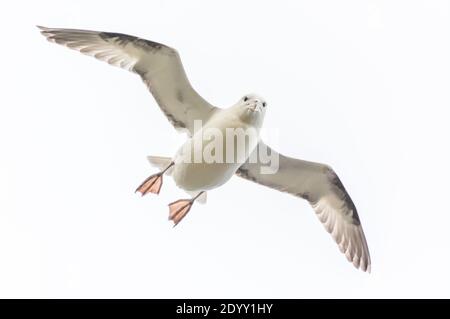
[135, 173, 163, 196]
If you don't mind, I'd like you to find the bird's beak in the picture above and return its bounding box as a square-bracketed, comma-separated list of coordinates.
[248, 103, 261, 112]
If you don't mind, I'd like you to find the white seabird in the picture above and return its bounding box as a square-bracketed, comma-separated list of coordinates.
[38, 26, 371, 272]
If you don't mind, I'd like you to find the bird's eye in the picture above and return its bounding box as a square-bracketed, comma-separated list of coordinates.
[243, 96, 248, 102]
[262, 102, 267, 107]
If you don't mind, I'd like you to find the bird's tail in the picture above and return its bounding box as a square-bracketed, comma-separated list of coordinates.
[147, 156, 174, 175]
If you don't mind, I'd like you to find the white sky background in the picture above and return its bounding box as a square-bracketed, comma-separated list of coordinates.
[0, 0, 449, 298]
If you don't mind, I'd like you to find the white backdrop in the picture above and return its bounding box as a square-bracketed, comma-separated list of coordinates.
[1, 0, 449, 298]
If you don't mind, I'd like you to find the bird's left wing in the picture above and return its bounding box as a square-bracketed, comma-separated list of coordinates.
[237, 142, 371, 272]
[38, 26, 217, 135]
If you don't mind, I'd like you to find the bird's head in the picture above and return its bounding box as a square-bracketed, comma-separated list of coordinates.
[234, 93, 267, 126]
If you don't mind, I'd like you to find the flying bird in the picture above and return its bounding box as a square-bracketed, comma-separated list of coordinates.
[38, 26, 371, 272]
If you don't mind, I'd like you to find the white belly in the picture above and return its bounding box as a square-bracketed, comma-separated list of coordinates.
[171, 112, 260, 191]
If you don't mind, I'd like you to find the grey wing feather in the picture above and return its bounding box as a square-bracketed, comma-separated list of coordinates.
[38, 26, 217, 135]
[237, 142, 371, 272]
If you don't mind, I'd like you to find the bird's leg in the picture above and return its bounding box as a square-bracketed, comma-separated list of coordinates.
[168, 191, 205, 227]
[135, 162, 174, 196]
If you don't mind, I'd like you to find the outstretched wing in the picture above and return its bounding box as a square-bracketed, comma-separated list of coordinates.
[38, 26, 217, 135]
[237, 142, 371, 272]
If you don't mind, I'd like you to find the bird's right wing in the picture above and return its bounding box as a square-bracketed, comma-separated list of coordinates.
[237, 142, 371, 272]
[38, 26, 217, 135]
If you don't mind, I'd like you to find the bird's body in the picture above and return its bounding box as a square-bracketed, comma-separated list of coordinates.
[38, 26, 371, 272]
[172, 100, 264, 191]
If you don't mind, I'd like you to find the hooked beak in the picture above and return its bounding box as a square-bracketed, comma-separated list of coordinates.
[247, 103, 261, 112]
